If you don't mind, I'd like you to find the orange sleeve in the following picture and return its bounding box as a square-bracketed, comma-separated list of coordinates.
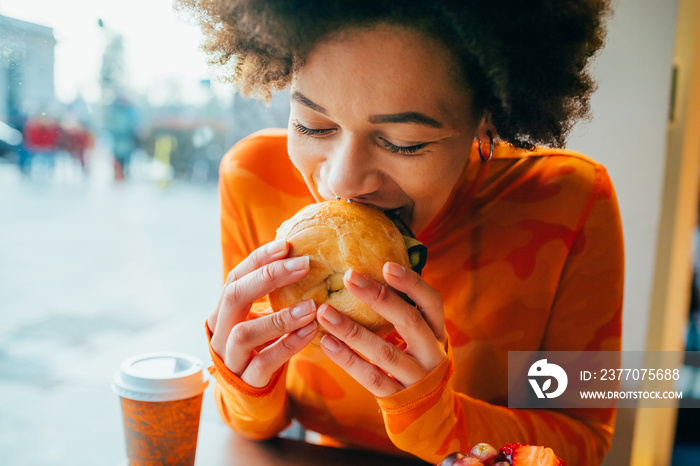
[210, 130, 312, 439]
[219, 129, 312, 281]
[377, 166, 623, 465]
[206, 319, 292, 439]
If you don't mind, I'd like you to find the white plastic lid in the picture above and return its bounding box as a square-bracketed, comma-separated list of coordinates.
[112, 352, 209, 402]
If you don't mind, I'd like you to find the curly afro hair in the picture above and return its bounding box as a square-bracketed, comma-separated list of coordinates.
[174, 0, 611, 149]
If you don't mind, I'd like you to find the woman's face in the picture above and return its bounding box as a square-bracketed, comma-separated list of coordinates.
[288, 24, 482, 235]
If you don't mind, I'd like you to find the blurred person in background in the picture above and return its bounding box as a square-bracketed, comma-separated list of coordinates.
[178, 1, 622, 465]
[104, 93, 139, 181]
[21, 115, 61, 175]
[59, 117, 94, 173]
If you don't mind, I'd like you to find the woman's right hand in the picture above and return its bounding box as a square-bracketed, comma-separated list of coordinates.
[208, 239, 317, 387]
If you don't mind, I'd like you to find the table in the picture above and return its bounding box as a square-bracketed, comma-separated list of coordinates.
[195, 420, 433, 465]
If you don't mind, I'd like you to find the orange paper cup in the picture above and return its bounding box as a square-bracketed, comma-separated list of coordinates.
[112, 353, 209, 466]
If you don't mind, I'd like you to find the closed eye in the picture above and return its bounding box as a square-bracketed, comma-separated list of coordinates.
[294, 123, 335, 137]
[378, 137, 429, 156]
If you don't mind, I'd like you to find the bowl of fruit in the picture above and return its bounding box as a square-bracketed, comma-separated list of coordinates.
[437, 442, 565, 466]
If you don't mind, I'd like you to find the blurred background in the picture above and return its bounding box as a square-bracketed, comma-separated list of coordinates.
[0, 0, 291, 185]
[1, 0, 700, 465]
[0, 1, 290, 464]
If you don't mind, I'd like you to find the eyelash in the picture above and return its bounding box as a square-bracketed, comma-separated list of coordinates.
[293, 123, 427, 156]
[378, 138, 427, 156]
[294, 123, 334, 137]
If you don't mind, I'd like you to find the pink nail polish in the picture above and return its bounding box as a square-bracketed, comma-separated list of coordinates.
[321, 335, 340, 352]
[266, 239, 287, 255]
[296, 321, 317, 337]
[284, 256, 309, 271]
[346, 270, 369, 288]
[321, 305, 341, 325]
[385, 262, 406, 277]
[291, 300, 315, 318]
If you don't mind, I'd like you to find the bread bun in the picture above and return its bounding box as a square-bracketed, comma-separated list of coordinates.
[268, 200, 411, 344]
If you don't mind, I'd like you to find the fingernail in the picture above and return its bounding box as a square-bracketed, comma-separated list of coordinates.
[266, 239, 287, 255]
[284, 256, 309, 271]
[320, 304, 341, 325]
[291, 300, 316, 318]
[321, 335, 340, 352]
[346, 270, 369, 288]
[296, 321, 317, 337]
[384, 262, 406, 277]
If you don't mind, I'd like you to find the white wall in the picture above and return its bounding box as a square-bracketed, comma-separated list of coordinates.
[566, 1, 681, 464]
[567, 0, 679, 352]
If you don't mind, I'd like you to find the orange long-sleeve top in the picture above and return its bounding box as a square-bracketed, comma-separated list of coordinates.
[207, 129, 624, 465]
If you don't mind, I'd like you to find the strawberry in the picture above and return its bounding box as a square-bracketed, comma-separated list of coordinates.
[495, 443, 521, 464]
[495, 443, 565, 466]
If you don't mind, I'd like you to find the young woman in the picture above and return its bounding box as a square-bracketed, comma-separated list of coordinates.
[177, 1, 622, 464]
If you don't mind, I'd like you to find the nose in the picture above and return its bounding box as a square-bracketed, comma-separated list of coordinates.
[325, 136, 382, 200]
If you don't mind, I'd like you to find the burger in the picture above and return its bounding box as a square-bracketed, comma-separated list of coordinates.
[268, 200, 427, 343]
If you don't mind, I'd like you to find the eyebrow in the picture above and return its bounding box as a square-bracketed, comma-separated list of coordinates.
[291, 91, 443, 128]
[291, 91, 328, 115]
[369, 112, 443, 128]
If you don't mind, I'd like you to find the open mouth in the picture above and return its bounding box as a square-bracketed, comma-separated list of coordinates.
[384, 207, 402, 217]
[384, 206, 412, 229]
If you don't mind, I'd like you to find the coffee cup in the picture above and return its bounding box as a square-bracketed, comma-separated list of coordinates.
[112, 352, 209, 465]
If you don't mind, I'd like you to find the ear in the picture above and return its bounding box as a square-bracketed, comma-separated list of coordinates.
[475, 112, 498, 142]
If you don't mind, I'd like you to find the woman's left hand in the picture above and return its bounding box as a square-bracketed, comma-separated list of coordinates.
[316, 261, 448, 397]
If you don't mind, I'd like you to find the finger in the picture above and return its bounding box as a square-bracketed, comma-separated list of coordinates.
[212, 255, 310, 355]
[226, 240, 290, 285]
[241, 320, 318, 387]
[382, 262, 447, 343]
[210, 240, 290, 333]
[343, 268, 445, 370]
[208, 308, 218, 335]
[320, 334, 403, 397]
[224, 300, 317, 375]
[317, 303, 425, 387]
